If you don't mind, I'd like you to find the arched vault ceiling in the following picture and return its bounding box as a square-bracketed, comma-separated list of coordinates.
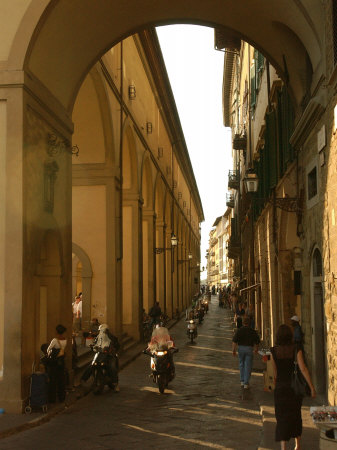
[18, 0, 323, 111]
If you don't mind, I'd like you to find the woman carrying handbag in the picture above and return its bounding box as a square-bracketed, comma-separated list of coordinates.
[47, 324, 67, 403]
[270, 324, 316, 450]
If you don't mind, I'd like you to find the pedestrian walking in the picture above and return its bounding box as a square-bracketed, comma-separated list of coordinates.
[46, 324, 67, 403]
[270, 324, 315, 450]
[232, 316, 260, 389]
[290, 315, 304, 347]
[235, 302, 245, 328]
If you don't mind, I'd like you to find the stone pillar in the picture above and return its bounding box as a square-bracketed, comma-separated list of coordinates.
[172, 233, 178, 319]
[165, 229, 173, 318]
[106, 178, 121, 338]
[155, 221, 165, 311]
[0, 84, 73, 412]
[122, 192, 142, 340]
[142, 209, 155, 313]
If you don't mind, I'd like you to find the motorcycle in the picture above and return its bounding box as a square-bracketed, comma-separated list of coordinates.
[186, 318, 198, 343]
[196, 307, 204, 324]
[143, 346, 178, 394]
[83, 346, 118, 394]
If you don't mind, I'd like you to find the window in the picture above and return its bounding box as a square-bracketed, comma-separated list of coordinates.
[306, 157, 319, 209]
[313, 248, 322, 277]
[307, 166, 317, 200]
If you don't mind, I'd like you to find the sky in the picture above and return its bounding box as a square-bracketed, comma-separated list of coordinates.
[156, 25, 233, 276]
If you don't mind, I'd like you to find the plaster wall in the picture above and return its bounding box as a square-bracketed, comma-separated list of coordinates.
[72, 74, 106, 164]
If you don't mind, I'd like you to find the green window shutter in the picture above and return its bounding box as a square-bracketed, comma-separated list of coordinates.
[257, 51, 264, 72]
[250, 63, 256, 109]
[277, 90, 285, 177]
[255, 50, 265, 88]
[265, 110, 278, 189]
[278, 86, 295, 170]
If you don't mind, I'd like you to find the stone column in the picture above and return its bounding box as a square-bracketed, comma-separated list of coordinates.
[106, 177, 121, 338]
[0, 83, 73, 412]
[165, 229, 173, 318]
[155, 221, 166, 311]
[142, 209, 155, 313]
[122, 192, 142, 340]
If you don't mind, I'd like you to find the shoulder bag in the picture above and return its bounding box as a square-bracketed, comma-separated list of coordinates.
[291, 346, 309, 397]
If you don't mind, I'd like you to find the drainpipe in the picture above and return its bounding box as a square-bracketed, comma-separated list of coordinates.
[118, 42, 124, 338]
[119, 41, 124, 261]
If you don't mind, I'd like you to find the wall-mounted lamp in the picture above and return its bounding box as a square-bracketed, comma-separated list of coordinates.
[243, 169, 302, 212]
[155, 233, 178, 254]
[171, 233, 178, 247]
[128, 85, 136, 100]
[178, 252, 192, 263]
[243, 169, 259, 193]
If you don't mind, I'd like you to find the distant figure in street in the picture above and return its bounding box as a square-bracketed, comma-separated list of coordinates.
[232, 316, 260, 389]
[270, 324, 315, 450]
[72, 295, 82, 332]
[149, 301, 162, 327]
[235, 303, 245, 328]
[290, 315, 304, 347]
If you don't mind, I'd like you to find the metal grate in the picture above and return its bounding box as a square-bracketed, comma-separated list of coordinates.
[333, 0, 337, 65]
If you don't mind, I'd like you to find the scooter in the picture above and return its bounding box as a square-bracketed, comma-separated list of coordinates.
[195, 307, 204, 324]
[186, 318, 198, 343]
[82, 346, 118, 394]
[143, 346, 178, 394]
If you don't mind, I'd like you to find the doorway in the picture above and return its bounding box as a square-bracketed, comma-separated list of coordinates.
[311, 248, 326, 395]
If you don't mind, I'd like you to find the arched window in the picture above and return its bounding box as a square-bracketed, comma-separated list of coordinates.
[312, 248, 322, 277]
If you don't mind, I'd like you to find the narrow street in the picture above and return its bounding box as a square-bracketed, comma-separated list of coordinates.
[0, 297, 266, 450]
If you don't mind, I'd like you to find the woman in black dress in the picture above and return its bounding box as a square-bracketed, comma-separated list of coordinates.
[270, 324, 316, 450]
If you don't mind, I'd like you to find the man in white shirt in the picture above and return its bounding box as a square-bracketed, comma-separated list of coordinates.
[72, 295, 82, 331]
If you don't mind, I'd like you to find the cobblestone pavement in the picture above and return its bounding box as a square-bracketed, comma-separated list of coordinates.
[0, 297, 319, 449]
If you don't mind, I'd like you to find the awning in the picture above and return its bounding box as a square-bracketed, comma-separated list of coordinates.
[240, 283, 261, 294]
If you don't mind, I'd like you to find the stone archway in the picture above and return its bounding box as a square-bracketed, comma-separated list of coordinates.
[13, 1, 322, 113]
[0, 0, 326, 413]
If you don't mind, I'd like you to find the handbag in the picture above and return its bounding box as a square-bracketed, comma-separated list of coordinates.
[291, 347, 309, 397]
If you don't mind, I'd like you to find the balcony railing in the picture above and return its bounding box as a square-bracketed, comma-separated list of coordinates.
[227, 235, 240, 259]
[228, 170, 239, 190]
[233, 133, 247, 151]
[226, 193, 234, 208]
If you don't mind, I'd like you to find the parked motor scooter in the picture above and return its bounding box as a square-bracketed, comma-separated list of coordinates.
[186, 318, 198, 343]
[143, 346, 178, 394]
[196, 307, 204, 324]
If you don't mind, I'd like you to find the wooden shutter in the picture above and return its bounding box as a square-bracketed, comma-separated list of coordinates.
[250, 63, 256, 109]
[265, 110, 278, 189]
